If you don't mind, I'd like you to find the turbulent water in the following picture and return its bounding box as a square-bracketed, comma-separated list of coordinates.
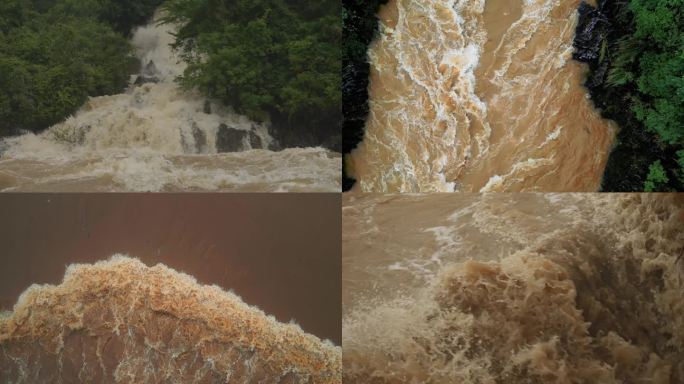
[347, 0, 616, 192]
[0, 14, 340, 192]
[0, 256, 341, 383]
[342, 193, 684, 383]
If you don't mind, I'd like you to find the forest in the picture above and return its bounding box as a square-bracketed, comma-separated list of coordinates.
[0, 0, 162, 137]
[578, 0, 684, 191]
[162, 0, 341, 150]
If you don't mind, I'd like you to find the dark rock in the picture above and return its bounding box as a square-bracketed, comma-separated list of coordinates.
[133, 60, 160, 85]
[134, 75, 159, 85]
[342, 0, 389, 191]
[216, 123, 246, 153]
[142, 60, 159, 77]
[586, 60, 609, 89]
[0, 140, 8, 156]
[249, 129, 262, 149]
[192, 123, 207, 153]
[203, 101, 212, 114]
[268, 139, 281, 152]
[572, 2, 610, 63]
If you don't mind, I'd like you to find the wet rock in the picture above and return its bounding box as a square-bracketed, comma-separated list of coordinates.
[192, 123, 207, 153]
[573, 1, 611, 91]
[134, 60, 160, 85]
[142, 60, 159, 77]
[249, 129, 262, 150]
[0, 140, 8, 156]
[134, 75, 159, 85]
[203, 101, 212, 114]
[216, 123, 246, 153]
[268, 140, 281, 152]
[573, 2, 610, 63]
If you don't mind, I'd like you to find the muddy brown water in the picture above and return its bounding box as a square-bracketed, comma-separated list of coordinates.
[343, 193, 684, 383]
[347, 0, 615, 192]
[0, 194, 341, 344]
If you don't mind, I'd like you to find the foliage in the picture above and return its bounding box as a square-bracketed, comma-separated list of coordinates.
[644, 160, 669, 191]
[0, 0, 161, 136]
[598, 0, 684, 191]
[163, 0, 341, 149]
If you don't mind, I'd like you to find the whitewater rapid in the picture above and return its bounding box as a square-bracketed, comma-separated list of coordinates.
[347, 0, 615, 192]
[0, 13, 341, 192]
[0, 256, 341, 383]
[343, 193, 684, 383]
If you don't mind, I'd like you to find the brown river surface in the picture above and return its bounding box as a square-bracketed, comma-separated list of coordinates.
[0, 194, 341, 383]
[343, 193, 684, 383]
[347, 0, 616, 192]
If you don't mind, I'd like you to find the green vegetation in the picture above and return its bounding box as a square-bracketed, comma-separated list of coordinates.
[644, 160, 669, 191]
[597, 0, 684, 191]
[162, 0, 341, 150]
[0, 0, 161, 137]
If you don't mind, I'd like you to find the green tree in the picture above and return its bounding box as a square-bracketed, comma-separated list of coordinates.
[644, 160, 669, 191]
[601, 0, 684, 191]
[0, 0, 162, 136]
[163, 0, 341, 149]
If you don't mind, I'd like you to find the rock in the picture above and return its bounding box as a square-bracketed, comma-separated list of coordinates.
[0, 140, 8, 156]
[134, 60, 161, 85]
[134, 75, 159, 85]
[572, 2, 610, 63]
[249, 130, 262, 149]
[268, 140, 281, 151]
[203, 101, 212, 114]
[216, 123, 246, 153]
[192, 123, 207, 153]
[142, 60, 159, 77]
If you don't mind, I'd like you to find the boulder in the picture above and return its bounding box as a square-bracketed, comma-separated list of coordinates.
[249, 128, 262, 149]
[573, 2, 610, 63]
[216, 123, 246, 153]
[134, 60, 161, 85]
[134, 75, 159, 85]
[192, 123, 207, 153]
[203, 100, 212, 114]
[142, 60, 159, 77]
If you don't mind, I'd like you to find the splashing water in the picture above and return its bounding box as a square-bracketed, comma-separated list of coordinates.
[0, 256, 341, 383]
[347, 0, 615, 192]
[0, 13, 340, 192]
[343, 193, 684, 383]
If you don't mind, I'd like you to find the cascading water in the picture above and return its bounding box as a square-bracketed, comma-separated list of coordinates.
[347, 0, 616, 192]
[342, 193, 684, 383]
[0, 12, 341, 192]
[0, 256, 342, 383]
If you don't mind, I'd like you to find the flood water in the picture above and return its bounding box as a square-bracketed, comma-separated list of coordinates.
[347, 0, 615, 192]
[0, 194, 342, 383]
[0, 194, 341, 343]
[343, 193, 684, 383]
[0, 13, 341, 192]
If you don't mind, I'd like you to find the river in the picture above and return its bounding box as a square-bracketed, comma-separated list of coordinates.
[347, 0, 616, 192]
[0, 194, 342, 383]
[343, 193, 684, 383]
[0, 13, 341, 192]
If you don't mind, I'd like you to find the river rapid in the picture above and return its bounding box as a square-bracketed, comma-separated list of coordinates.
[347, 0, 615, 192]
[343, 193, 684, 383]
[0, 13, 341, 192]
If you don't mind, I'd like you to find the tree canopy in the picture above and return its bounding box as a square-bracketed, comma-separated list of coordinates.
[603, 0, 684, 191]
[0, 0, 161, 136]
[163, 0, 341, 149]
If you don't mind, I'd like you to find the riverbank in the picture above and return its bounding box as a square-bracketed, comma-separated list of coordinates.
[573, 0, 684, 191]
[342, 0, 387, 191]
